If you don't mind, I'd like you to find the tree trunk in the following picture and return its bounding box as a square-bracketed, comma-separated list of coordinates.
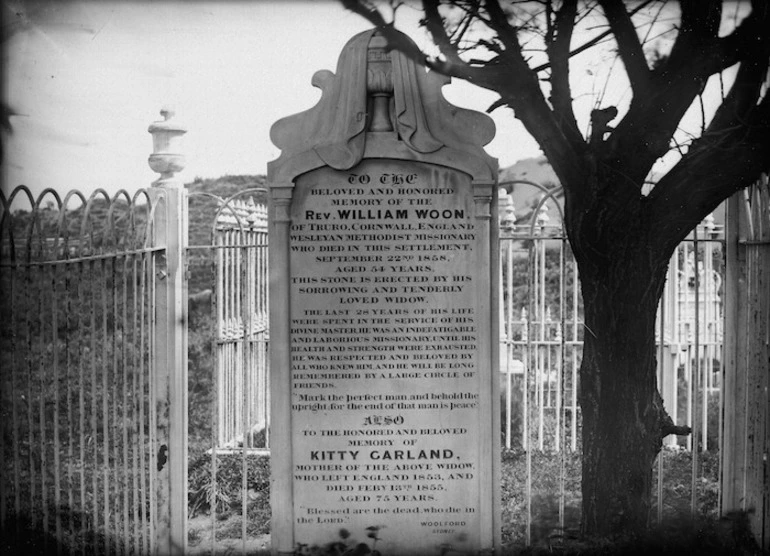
[577, 242, 669, 538]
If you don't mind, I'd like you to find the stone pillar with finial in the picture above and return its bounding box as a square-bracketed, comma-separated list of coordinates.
[147, 106, 188, 555]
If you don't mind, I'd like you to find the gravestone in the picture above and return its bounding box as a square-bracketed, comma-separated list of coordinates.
[268, 29, 500, 556]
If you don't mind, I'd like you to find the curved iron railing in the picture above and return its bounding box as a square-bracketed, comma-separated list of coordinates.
[0, 185, 168, 555]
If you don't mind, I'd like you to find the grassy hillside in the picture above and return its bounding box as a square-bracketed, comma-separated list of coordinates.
[185, 175, 267, 295]
[186, 174, 267, 244]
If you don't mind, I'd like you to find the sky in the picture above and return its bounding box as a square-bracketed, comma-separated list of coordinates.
[1, 0, 545, 200]
[1, 1, 745, 202]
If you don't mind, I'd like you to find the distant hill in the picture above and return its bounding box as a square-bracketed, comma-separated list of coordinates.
[499, 156, 559, 187]
[185, 175, 268, 294]
[186, 174, 267, 246]
[499, 157, 563, 226]
[187, 174, 267, 200]
[496, 157, 725, 229]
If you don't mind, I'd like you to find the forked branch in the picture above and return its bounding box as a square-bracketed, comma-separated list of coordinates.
[423, 0, 466, 67]
[599, 0, 651, 95]
[648, 19, 770, 250]
[546, 0, 581, 142]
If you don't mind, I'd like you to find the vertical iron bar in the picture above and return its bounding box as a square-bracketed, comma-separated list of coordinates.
[505, 239, 513, 450]
[111, 254, 120, 555]
[221, 236, 226, 447]
[691, 227, 701, 514]
[571, 259, 578, 452]
[229, 237, 235, 446]
[251, 234, 257, 446]
[39, 259, 49, 547]
[538, 236, 546, 451]
[255, 230, 262, 445]
[211, 238, 220, 552]
[110, 252, 120, 556]
[216, 234, 223, 448]
[148, 250, 157, 553]
[657, 286, 666, 524]
[90, 258, 100, 554]
[241, 236, 249, 551]
[234, 233, 240, 445]
[102, 257, 110, 556]
[78, 260, 87, 556]
[524, 238, 534, 547]
[25, 256, 36, 528]
[65, 259, 75, 547]
[262, 229, 270, 448]
[10, 257, 21, 537]
[0, 274, 5, 536]
[120, 253, 127, 554]
[131, 254, 140, 555]
[1, 261, 8, 535]
[138, 253, 148, 555]
[263, 224, 270, 449]
[558, 236, 566, 530]
[220, 235, 226, 444]
[52, 258, 62, 552]
[701, 238, 710, 450]
[714, 237, 720, 512]
[685, 242, 693, 452]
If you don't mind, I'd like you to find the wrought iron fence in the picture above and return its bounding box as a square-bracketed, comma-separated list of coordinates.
[498, 185, 582, 454]
[497, 183, 725, 456]
[214, 196, 269, 451]
[185, 188, 270, 555]
[0, 185, 170, 554]
[187, 191, 270, 453]
[496, 180, 728, 544]
[3, 168, 763, 552]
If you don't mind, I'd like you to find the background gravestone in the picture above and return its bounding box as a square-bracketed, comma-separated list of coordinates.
[268, 29, 500, 556]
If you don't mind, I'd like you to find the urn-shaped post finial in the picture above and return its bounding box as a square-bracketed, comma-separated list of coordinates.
[498, 188, 517, 234]
[148, 106, 187, 187]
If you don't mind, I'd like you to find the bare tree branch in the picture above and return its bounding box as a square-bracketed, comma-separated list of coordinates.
[670, 1, 770, 80]
[482, 0, 527, 53]
[598, 0, 651, 95]
[602, 3, 769, 188]
[341, 0, 769, 242]
[546, 0, 582, 143]
[422, 0, 466, 66]
[708, 45, 769, 132]
[649, 39, 770, 250]
[340, 0, 391, 28]
[530, 0, 655, 74]
[665, 0, 722, 72]
[448, 2, 480, 45]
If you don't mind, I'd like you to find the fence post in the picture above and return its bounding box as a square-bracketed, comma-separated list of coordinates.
[148, 107, 189, 555]
[723, 177, 770, 549]
[722, 189, 747, 517]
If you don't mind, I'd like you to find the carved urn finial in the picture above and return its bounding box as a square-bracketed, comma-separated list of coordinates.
[535, 202, 550, 234]
[148, 106, 187, 186]
[366, 32, 393, 132]
[498, 188, 517, 233]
